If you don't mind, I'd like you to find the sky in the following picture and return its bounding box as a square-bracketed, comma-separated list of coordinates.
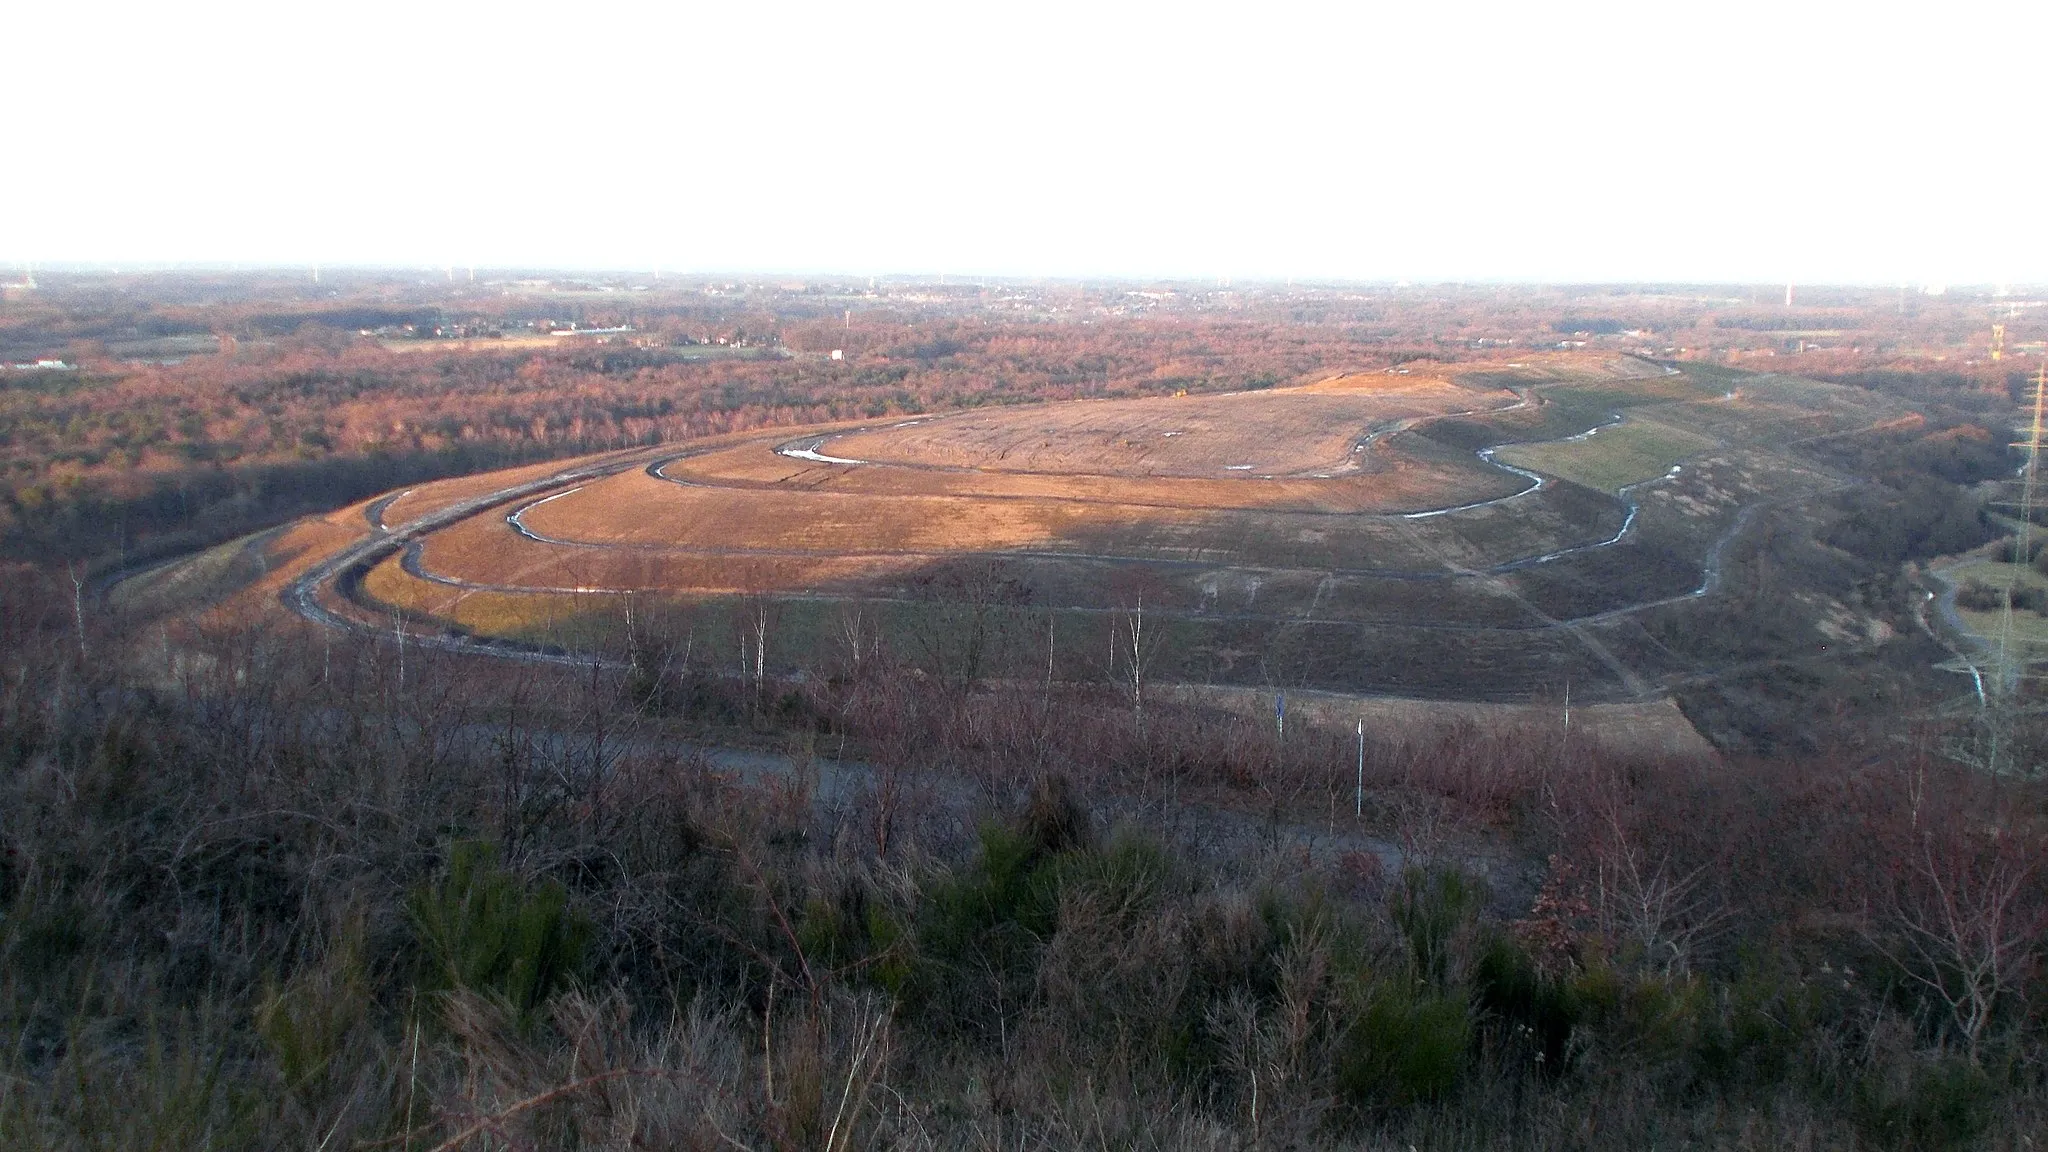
[8, 0, 2046, 284]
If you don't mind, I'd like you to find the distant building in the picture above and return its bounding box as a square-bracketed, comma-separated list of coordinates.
[830, 349, 844, 361]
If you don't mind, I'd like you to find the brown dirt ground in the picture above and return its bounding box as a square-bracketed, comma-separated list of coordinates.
[1165, 683, 1715, 760]
[417, 522, 938, 597]
[663, 430, 1519, 515]
[822, 373, 1513, 479]
[499, 467, 1541, 582]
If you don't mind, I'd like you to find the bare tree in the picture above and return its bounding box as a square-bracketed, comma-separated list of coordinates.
[733, 594, 777, 714]
[1589, 825, 1725, 978]
[1550, 776, 1727, 978]
[834, 598, 876, 682]
[906, 559, 1030, 693]
[1875, 825, 2046, 1064]
[1114, 595, 1153, 732]
[66, 561, 88, 661]
[1104, 569, 1171, 735]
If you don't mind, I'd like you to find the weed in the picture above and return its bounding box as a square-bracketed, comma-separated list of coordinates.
[408, 841, 592, 1029]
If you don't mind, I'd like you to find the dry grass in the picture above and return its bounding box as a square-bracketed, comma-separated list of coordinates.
[116, 514, 368, 623]
[158, 354, 1891, 709]
[376, 457, 620, 528]
[665, 433, 1520, 515]
[376, 334, 562, 353]
[1493, 420, 1719, 493]
[1163, 683, 1717, 760]
[362, 553, 617, 640]
[1944, 559, 2048, 649]
[14, 574, 2048, 1151]
[405, 526, 940, 599]
[218, 354, 1665, 616]
[454, 466, 1561, 592]
[825, 373, 1510, 478]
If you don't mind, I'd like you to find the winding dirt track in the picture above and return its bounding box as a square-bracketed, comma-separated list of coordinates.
[262, 355, 1930, 710]
[281, 447, 674, 667]
[282, 392, 1786, 701]
[448, 414, 1636, 588]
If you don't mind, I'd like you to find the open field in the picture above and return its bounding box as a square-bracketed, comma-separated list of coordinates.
[1165, 684, 1717, 759]
[112, 504, 373, 619]
[1491, 418, 1718, 492]
[154, 352, 1939, 708]
[376, 337, 778, 358]
[822, 372, 1513, 477]
[1941, 558, 2048, 648]
[659, 427, 1524, 514]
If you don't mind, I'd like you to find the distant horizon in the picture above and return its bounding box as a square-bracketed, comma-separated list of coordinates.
[6, 261, 2041, 295]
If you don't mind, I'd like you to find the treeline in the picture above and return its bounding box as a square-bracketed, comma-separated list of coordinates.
[246, 306, 443, 336]
[1713, 311, 1865, 331]
[1814, 368, 2032, 417]
[1818, 420, 2012, 565]
[1957, 578, 2048, 614]
[3, 443, 570, 569]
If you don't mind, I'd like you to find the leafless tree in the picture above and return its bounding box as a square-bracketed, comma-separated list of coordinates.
[66, 560, 87, 661]
[1875, 824, 2046, 1064]
[835, 599, 876, 682]
[735, 594, 778, 714]
[1113, 595, 1154, 732]
[1589, 823, 1725, 978]
[906, 560, 1030, 693]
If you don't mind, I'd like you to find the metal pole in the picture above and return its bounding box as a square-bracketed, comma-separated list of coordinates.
[1274, 693, 1286, 781]
[1355, 718, 1364, 819]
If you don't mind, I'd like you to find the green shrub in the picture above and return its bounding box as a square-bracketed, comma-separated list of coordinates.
[1478, 938, 1825, 1093]
[1602, 969, 1711, 1069]
[1337, 981, 1470, 1109]
[1036, 831, 1171, 922]
[1691, 954, 1816, 1087]
[255, 917, 371, 1107]
[795, 895, 846, 968]
[927, 823, 1059, 941]
[0, 888, 97, 989]
[907, 823, 1060, 1038]
[909, 817, 1164, 1040]
[1390, 866, 1485, 988]
[408, 841, 591, 1027]
[1473, 934, 1580, 1073]
[863, 903, 913, 997]
[1855, 1053, 1995, 1150]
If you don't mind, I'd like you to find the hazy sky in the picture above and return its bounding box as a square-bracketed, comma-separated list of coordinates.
[9, 0, 2044, 283]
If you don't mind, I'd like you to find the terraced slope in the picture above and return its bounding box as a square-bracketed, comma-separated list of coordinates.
[224, 354, 1913, 703]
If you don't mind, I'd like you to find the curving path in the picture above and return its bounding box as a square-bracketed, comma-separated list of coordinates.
[274, 376, 1827, 702]
[393, 402, 1759, 652]
[515, 404, 1675, 582]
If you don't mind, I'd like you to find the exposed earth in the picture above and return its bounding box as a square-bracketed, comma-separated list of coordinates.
[119, 353, 1939, 726]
